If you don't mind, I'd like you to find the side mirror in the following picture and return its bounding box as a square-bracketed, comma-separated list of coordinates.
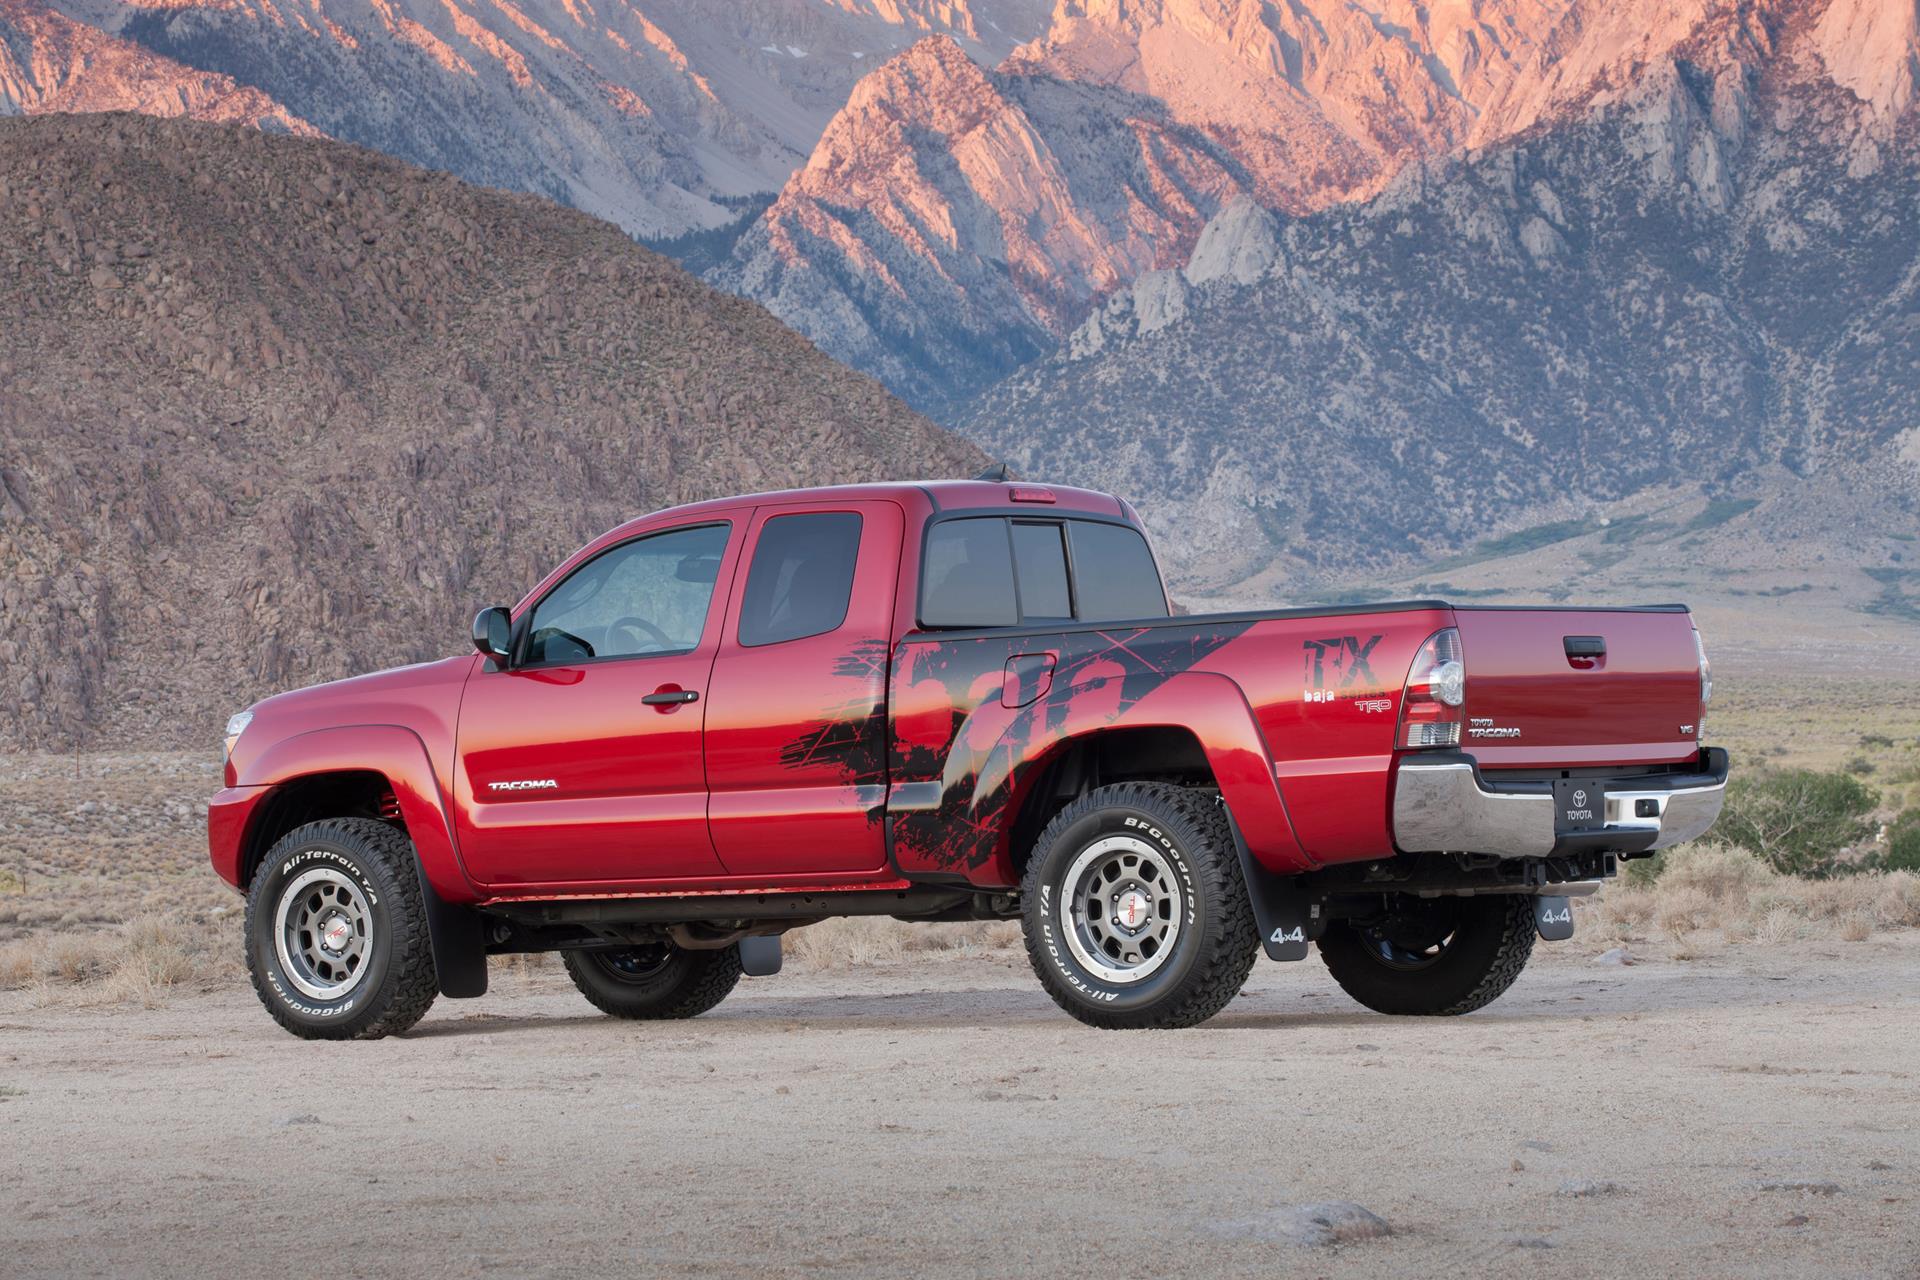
[471, 606, 512, 661]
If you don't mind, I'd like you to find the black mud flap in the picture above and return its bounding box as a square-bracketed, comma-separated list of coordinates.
[739, 935, 783, 977]
[1220, 802, 1313, 961]
[1534, 895, 1575, 941]
[416, 863, 488, 999]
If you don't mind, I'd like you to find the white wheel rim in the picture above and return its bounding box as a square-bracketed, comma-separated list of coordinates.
[1058, 835, 1185, 984]
[274, 866, 375, 1001]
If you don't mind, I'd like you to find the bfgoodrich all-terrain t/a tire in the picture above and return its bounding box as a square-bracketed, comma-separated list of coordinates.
[1318, 893, 1537, 1016]
[1021, 782, 1259, 1030]
[244, 818, 440, 1040]
[563, 943, 743, 1020]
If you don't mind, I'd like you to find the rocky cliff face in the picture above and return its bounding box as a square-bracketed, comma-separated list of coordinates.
[0, 113, 982, 749]
[721, 0, 1920, 408]
[959, 9, 1920, 592]
[0, 0, 315, 130]
[713, 34, 1250, 408]
[0, 0, 1052, 237]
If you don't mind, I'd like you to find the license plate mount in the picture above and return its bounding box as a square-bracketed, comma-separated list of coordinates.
[1552, 779, 1606, 833]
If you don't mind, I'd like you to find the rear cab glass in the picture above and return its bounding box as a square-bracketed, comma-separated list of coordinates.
[738, 512, 863, 646]
[919, 516, 1166, 628]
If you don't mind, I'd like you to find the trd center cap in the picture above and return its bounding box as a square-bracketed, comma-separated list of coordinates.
[320, 914, 354, 954]
[1114, 886, 1152, 932]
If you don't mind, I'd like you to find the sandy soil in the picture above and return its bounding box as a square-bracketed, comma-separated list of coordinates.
[2, 941, 1916, 1278]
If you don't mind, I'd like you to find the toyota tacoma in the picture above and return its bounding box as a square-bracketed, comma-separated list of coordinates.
[209, 480, 1727, 1038]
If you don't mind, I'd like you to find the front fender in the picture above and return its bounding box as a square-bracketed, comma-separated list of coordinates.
[241, 724, 477, 903]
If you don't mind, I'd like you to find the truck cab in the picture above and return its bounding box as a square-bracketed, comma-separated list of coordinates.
[210, 480, 1727, 1039]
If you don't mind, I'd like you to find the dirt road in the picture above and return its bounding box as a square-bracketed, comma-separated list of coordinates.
[3, 941, 1916, 1278]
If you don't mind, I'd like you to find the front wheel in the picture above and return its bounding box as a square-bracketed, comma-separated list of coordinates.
[1318, 894, 1536, 1016]
[563, 942, 742, 1019]
[1021, 782, 1259, 1029]
[244, 818, 440, 1040]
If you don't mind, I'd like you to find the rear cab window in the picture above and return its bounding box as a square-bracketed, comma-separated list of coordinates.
[919, 515, 1167, 629]
[738, 512, 863, 646]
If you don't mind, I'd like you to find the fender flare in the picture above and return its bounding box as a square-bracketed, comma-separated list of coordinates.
[242, 725, 488, 999]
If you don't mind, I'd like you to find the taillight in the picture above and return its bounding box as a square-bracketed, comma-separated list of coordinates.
[1693, 625, 1711, 739]
[1693, 626, 1712, 706]
[1398, 628, 1465, 749]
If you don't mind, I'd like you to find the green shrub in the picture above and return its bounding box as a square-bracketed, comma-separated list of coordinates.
[1621, 852, 1665, 887]
[1882, 811, 1920, 874]
[1719, 769, 1879, 877]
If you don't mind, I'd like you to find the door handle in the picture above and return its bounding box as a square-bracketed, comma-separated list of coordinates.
[642, 688, 700, 705]
[1563, 635, 1606, 671]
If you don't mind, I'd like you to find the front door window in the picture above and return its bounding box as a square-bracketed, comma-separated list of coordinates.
[524, 524, 730, 665]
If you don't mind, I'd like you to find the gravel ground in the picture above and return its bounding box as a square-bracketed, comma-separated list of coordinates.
[2, 939, 1916, 1278]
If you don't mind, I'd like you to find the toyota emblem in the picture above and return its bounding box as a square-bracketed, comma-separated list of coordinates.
[1572, 789, 1587, 807]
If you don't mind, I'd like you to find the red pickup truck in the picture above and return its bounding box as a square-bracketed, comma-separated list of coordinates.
[209, 480, 1727, 1039]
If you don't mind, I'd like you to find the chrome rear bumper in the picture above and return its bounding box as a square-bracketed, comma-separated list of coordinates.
[1391, 748, 1729, 859]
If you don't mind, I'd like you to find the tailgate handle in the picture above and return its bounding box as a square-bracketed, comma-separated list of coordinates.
[1563, 635, 1606, 669]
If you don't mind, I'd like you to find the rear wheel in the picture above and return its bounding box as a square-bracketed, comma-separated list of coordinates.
[563, 942, 742, 1020]
[244, 818, 439, 1040]
[1021, 782, 1258, 1029]
[1318, 894, 1535, 1016]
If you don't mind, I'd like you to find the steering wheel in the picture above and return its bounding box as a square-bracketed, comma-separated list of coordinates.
[607, 615, 674, 654]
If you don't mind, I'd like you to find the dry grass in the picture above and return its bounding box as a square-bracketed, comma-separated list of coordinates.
[0, 912, 242, 1004]
[785, 917, 1022, 970]
[1589, 840, 1920, 952]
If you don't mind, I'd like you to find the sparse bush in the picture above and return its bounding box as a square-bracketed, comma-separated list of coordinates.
[1655, 886, 1714, 937]
[1621, 853, 1665, 887]
[1719, 769, 1879, 877]
[1844, 755, 1876, 776]
[0, 913, 238, 996]
[1657, 842, 1776, 901]
[1879, 811, 1920, 873]
[1590, 843, 1918, 947]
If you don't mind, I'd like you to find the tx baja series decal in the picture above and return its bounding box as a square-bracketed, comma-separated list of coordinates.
[889, 621, 1255, 875]
[1301, 634, 1382, 692]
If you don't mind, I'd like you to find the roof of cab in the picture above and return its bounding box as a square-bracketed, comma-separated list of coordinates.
[623, 479, 1130, 528]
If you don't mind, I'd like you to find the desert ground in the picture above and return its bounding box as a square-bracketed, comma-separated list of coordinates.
[2, 941, 1917, 1278]
[2, 665, 1918, 1277]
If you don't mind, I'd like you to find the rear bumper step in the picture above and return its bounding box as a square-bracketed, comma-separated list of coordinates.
[1391, 748, 1729, 858]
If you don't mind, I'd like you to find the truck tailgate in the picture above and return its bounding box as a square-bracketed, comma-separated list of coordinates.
[1452, 607, 1704, 769]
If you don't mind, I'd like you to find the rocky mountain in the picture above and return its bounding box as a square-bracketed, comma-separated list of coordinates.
[0, 0, 314, 130]
[723, 0, 1899, 406]
[0, 0, 1051, 238]
[0, 112, 982, 750]
[959, 1, 1920, 597]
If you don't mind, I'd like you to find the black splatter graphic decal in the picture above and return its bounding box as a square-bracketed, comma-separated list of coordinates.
[890, 621, 1255, 876]
[777, 639, 891, 827]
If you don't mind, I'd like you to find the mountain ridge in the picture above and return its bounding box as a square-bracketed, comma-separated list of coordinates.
[0, 111, 982, 749]
[957, 27, 1920, 605]
[720, 0, 1920, 406]
[1, 0, 1054, 237]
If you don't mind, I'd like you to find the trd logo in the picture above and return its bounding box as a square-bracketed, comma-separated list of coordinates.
[1302, 635, 1382, 690]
